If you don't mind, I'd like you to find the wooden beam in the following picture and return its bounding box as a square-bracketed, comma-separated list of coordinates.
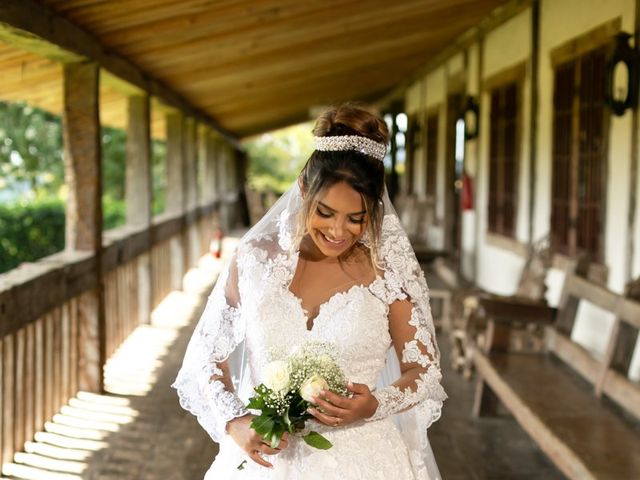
[379, 0, 531, 107]
[472, 351, 595, 480]
[0, 0, 239, 147]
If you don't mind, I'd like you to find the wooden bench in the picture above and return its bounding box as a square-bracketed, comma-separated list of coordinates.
[450, 235, 553, 377]
[472, 264, 640, 479]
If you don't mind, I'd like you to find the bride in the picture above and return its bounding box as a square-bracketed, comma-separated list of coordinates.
[172, 103, 447, 479]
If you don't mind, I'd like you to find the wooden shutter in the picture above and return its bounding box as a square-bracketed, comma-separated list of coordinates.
[488, 81, 519, 237]
[576, 49, 606, 258]
[551, 47, 607, 260]
[551, 60, 575, 256]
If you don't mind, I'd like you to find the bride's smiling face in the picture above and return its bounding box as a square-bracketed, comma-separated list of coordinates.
[306, 181, 368, 258]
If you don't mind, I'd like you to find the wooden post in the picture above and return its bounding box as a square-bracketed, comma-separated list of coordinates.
[528, 0, 540, 247]
[183, 118, 200, 269]
[212, 136, 223, 203]
[218, 143, 231, 230]
[165, 112, 186, 291]
[1, 335, 14, 470]
[125, 94, 152, 226]
[200, 127, 216, 206]
[166, 111, 185, 216]
[184, 118, 198, 211]
[63, 61, 104, 393]
[125, 94, 153, 325]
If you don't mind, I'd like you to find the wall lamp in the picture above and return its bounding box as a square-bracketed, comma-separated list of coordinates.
[605, 32, 640, 116]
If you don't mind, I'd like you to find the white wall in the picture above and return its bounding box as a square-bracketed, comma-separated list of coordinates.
[537, 0, 635, 358]
[475, 8, 532, 292]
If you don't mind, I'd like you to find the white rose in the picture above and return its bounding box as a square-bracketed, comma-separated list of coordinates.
[263, 360, 290, 393]
[299, 374, 329, 403]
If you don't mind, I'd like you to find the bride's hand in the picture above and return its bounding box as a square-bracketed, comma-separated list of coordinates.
[226, 414, 289, 469]
[307, 382, 378, 427]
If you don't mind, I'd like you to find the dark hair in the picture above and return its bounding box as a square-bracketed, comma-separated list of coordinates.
[297, 102, 389, 265]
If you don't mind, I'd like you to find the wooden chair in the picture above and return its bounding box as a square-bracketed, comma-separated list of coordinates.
[449, 235, 553, 378]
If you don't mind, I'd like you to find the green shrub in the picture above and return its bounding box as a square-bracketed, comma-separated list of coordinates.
[0, 198, 65, 273]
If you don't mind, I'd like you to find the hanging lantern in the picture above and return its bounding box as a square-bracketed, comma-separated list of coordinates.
[463, 96, 480, 140]
[605, 32, 640, 116]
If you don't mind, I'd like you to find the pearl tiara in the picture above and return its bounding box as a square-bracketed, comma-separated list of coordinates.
[314, 135, 387, 161]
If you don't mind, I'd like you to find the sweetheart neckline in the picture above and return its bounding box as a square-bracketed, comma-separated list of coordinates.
[285, 280, 383, 332]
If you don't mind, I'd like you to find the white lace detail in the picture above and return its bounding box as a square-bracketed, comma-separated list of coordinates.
[364, 215, 447, 436]
[367, 366, 444, 425]
[172, 271, 249, 442]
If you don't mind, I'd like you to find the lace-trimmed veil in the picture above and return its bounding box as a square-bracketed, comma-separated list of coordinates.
[173, 178, 445, 479]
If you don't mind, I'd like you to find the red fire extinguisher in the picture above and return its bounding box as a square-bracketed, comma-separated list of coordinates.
[462, 170, 474, 211]
[210, 227, 224, 259]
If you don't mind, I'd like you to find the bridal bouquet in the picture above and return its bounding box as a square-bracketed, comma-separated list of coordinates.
[247, 342, 348, 451]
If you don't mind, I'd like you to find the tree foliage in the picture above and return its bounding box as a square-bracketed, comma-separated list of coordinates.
[244, 122, 314, 193]
[0, 101, 64, 198]
[0, 101, 168, 273]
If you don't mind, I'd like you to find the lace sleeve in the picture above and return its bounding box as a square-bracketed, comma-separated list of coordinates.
[366, 277, 446, 426]
[171, 255, 249, 442]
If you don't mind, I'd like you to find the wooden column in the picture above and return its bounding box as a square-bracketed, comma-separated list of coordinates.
[125, 94, 153, 325]
[166, 112, 185, 215]
[202, 130, 217, 205]
[212, 136, 223, 203]
[184, 118, 200, 266]
[125, 94, 152, 226]
[528, 0, 540, 246]
[218, 143, 231, 230]
[63, 61, 104, 393]
[165, 112, 185, 290]
[184, 118, 198, 210]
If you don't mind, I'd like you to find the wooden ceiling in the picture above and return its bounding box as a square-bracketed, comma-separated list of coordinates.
[3, 0, 509, 138]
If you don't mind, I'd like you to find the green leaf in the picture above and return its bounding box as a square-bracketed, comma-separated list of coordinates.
[303, 431, 333, 450]
[251, 414, 275, 438]
[246, 396, 264, 409]
[270, 431, 281, 449]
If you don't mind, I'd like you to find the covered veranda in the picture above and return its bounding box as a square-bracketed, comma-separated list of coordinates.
[1, 1, 639, 479]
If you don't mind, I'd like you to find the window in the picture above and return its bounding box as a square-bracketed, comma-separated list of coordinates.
[551, 46, 607, 260]
[488, 81, 519, 237]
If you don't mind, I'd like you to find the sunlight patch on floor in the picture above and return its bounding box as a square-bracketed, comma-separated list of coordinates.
[1, 250, 232, 479]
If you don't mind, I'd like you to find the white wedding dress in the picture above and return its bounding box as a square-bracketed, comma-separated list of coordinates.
[173, 183, 446, 480]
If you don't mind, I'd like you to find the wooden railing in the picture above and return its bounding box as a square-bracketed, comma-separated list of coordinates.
[0, 200, 228, 469]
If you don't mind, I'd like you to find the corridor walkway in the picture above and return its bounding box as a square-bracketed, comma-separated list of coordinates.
[1, 236, 563, 480]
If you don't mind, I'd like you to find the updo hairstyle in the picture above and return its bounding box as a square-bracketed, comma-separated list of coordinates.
[297, 102, 390, 265]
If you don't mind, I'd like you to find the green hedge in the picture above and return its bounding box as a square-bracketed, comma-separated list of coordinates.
[0, 197, 126, 274]
[0, 199, 65, 273]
